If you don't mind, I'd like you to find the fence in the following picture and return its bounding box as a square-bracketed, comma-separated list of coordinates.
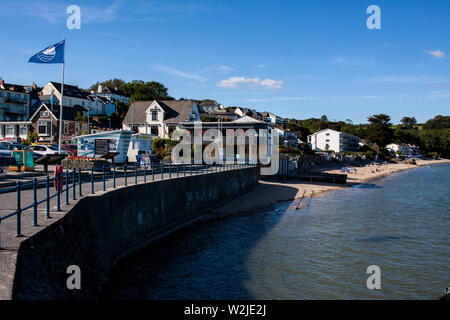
[0, 162, 256, 248]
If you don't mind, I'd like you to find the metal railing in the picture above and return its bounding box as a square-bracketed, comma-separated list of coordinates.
[0, 162, 255, 248]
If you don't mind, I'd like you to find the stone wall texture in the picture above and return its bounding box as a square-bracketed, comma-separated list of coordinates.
[12, 167, 259, 299]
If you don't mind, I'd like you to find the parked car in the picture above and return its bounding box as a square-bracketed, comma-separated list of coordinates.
[62, 144, 78, 156]
[1, 143, 25, 151]
[0, 143, 12, 158]
[26, 144, 68, 158]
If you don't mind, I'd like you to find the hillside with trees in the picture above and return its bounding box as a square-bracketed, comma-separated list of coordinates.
[87, 79, 174, 125]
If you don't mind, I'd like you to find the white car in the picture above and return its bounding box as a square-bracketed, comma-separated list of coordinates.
[26, 145, 67, 157]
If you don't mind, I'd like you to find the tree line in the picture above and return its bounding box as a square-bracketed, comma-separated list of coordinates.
[285, 114, 450, 157]
[88, 79, 449, 157]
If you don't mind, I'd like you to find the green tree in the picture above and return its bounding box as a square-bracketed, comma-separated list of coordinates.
[367, 114, 393, 150]
[88, 78, 127, 92]
[400, 116, 417, 128]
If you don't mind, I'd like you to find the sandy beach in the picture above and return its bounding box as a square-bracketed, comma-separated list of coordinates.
[211, 158, 450, 217]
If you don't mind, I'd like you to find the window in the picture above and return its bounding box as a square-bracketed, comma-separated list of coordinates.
[168, 125, 176, 135]
[75, 123, 80, 133]
[64, 122, 69, 135]
[19, 125, 27, 136]
[152, 110, 158, 120]
[6, 125, 14, 136]
[325, 139, 330, 142]
[326, 133, 330, 136]
[38, 121, 48, 135]
[151, 126, 158, 135]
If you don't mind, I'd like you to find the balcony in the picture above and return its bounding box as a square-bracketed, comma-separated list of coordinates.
[5, 97, 27, 105]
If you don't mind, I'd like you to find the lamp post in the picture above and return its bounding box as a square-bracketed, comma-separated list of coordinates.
[87, 106, 90, 134]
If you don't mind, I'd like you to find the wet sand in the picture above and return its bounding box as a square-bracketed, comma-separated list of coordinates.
[212, 158, 450, 217]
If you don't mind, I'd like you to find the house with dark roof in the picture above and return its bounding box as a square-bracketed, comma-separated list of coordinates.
[42, 81, 90, 109]
[87, 94, 115, 116]
[29, 103, 88, 143]
[122, 100, 200, 138]
[95, 84, 130, 103]
[0, 78, 32, 122]
[198, 100, 223, 113]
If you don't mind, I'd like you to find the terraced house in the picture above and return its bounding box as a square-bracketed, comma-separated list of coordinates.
[0, 78, 33, 141]
[308, 128, 360, 153]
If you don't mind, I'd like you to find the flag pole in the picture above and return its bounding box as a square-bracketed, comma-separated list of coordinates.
[58, 39, 66, 153]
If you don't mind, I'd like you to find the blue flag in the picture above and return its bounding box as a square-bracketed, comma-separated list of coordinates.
[28, 40, 65, 64]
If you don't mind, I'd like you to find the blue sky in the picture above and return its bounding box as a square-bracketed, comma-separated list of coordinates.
[0, 0, 449, 123]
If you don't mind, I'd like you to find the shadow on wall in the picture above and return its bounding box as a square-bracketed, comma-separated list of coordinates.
[107, 183, 300, 300]
[12, 168, 259, 300]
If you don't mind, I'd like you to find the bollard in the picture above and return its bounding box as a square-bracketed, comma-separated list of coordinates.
[161, 163, 164, 180]
[65, 171, 69, 205]
[73, 169, 76, 200]
[16, 181, 23, 237]
[152, 163, 155, 181]
[46, 176, 51, 219]
[184, 163, 186, 177]
[135, 163, 138, 184]
[144, 164, 147, 183]
[33, 178, 38, 226]
[177, 163, 179, 177]
[169, 163, 172, 179]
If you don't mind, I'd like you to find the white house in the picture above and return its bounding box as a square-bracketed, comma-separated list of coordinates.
[42, 81, 90, 109]
[385, 143, 419, 156]
[95, 84, 130, 103]
[87, 95, 115, 116]
[122, 100, 201, 138]
[308, 128, 359, 153]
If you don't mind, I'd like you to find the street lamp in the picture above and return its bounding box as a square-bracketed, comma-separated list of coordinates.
[87, 106, 90, 134]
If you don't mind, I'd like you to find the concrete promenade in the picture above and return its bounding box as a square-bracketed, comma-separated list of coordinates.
[0, 163, 250, 299]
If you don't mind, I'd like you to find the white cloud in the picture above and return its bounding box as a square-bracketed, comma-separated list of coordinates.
[216, 76, 283, 90]
[429, 90, 450, 99]
[153, 65, 206, 82]
[331, 56, 345, 64]
[427, 50, 445, 59]
[256, 64, 265, 69]
[369, 75, 450, 84]
[201, 65, 233, 73]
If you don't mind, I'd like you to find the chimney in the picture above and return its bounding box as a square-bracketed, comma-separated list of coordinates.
[98, 84, 103, 93]
[0, 77, 4, 88]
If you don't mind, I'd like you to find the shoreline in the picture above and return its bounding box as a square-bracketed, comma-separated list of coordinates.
[211, 158, 450, 217]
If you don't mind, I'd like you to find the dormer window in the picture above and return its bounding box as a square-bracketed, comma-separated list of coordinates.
[151, 110, 158, 120]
